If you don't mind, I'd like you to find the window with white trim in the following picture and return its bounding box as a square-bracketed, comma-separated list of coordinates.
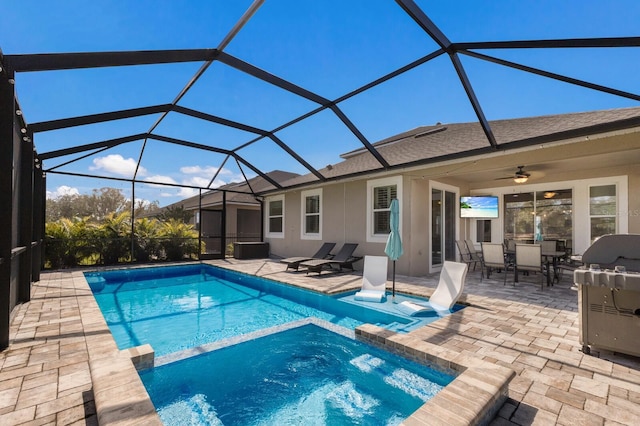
[266, 195, 284, 238]
[589, 184, 617, 243]
[367, 176, 402, 243]
[301, 188, 322, 240]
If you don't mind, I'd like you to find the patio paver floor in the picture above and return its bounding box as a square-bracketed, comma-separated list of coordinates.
[1, 259, 639, 425]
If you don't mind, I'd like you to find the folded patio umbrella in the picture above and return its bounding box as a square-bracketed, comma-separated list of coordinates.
[384, 199, 403, 302]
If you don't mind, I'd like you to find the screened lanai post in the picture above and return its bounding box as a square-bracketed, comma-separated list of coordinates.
[0, 64, 15, 350]
[18, 128, 35, 302]
[32, 162, 45, 281]
[40, 172, 47, 271]
[198, 188, 202, 260]
[131, 180, 135, 263]
[222, 191, 227, 258]
[259, 198, 264, 243]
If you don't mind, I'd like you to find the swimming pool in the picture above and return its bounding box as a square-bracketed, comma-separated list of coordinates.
[141, 321, 455, 426]
[86, 264, 462, 356]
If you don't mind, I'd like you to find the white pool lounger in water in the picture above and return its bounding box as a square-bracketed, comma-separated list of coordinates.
[396, 301, 439, 316]
[354, 256, 389, 302]
[396, 261, 468, 316]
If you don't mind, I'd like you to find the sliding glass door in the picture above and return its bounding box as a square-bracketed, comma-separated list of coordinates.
[504, 189, 573, 247]
[431, 187, 457, 269]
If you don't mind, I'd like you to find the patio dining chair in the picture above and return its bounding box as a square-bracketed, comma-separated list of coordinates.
[515, 243, 545, 290]
[464, 239, 483, 271]
[456, 240, 479, 271]
[540, 240, 558, 279]
[481, 243, 513, 285]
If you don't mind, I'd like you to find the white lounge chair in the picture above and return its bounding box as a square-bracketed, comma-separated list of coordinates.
[354, 256, 388, 302]
[397, 261, 468, 316]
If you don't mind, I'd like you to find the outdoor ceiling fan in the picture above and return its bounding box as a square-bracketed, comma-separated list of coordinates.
[512, 166, 531, 183]
[495, 165, 531, 183]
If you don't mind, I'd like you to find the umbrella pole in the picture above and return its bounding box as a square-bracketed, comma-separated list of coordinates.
[392, 260, 396, 303]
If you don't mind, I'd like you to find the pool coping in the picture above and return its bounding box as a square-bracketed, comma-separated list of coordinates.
[356, 323, 516, 426]
[74, 270, 163, 426]
[79, 264, 514, 425]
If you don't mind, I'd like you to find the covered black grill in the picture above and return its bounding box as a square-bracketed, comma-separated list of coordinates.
[574, 234, 640, 357]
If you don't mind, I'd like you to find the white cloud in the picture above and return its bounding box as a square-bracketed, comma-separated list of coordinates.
[89, 154, 147, 177]
[181, 165, 210, 175]
[144, 175, 178, 186]
[177, 187, 199, 198]
[174, 165, 247, 193]
[210, 179, 228, 188]
[183, 176, 210, 188]
[180, 165, 231, 176]
[46, 185, 80, 199]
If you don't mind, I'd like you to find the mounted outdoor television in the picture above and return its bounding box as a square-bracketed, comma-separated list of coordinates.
[460, 196, 499, 218]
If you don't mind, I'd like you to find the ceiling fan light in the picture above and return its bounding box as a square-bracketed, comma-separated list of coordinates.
[513, 176, 528, 184]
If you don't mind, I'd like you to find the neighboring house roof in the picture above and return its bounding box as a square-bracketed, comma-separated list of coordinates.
[274, 106, 640, 191]
[166, 170, 300, 210]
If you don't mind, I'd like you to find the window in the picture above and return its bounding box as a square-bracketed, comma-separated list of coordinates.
[373, 185, 396, 234]
[367, 176, 402, 242]
[476, 220, 491, 242]
[266, 195, 284, 238]
[301, 188, 322, 239]
[504, 192, 534, 241]
[589, 184, 617, 242]
[504, 189, 572, 243]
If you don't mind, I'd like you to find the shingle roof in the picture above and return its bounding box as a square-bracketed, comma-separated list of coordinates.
[275, 106, 640, 190]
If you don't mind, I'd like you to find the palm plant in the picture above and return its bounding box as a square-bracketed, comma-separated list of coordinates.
[133, 217, 161, 262]
[159, 219, 199, 261]
[95, 211, 132, 265]
[45, 220, 70, 269]
[44, 216, 95, 268]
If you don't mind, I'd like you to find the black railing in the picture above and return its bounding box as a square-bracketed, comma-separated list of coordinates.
[200, 233, 261, 257]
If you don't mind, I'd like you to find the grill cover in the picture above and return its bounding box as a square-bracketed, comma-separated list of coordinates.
[581, 234, 640, 272]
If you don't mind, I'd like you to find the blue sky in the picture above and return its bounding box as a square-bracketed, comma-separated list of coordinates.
[2, 0, 639, 206]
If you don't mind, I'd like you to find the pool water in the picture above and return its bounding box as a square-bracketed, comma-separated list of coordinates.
[86, 264, 460, 356]
[140, 323, 455, 426]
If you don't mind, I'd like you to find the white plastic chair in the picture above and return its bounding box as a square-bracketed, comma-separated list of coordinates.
[396, 261, 468, 315]
[354, 256, 388, 302]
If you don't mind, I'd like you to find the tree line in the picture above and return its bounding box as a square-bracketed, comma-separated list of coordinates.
[46, 187, 162, 222]
[45, 188, 200, 268]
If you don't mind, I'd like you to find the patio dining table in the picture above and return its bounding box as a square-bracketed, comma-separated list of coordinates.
[542, 250, 566, 285]
[507, 247, 566, 286]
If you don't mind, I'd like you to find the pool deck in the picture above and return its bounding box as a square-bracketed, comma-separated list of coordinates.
[1, 259, 640, 425]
